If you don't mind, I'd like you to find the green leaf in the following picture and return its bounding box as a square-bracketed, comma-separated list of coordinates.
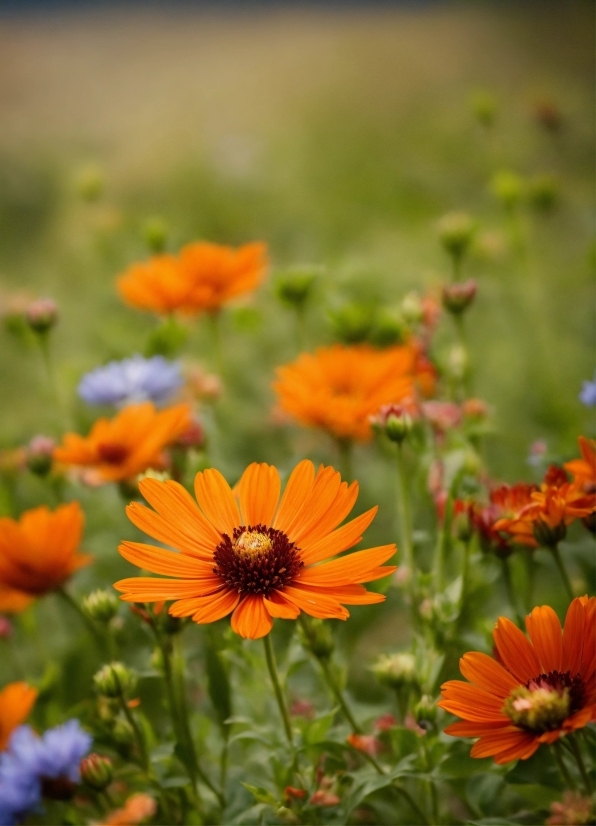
[505, 749, 562, 789]
[466, 773, 505, 817]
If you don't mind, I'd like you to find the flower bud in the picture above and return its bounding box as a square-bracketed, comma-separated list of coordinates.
[438, 212, 475, 262]
[372, 402, 417, 444]
[310, 790, 340, 807]
[80, 753, 113, 791]
[528, 175, 559, 212]
[25, 298, 58, 334]
[94, 662, 137, 698]
[299, 618, 334, 660]
[491, 170, 524, 210]
[413, 694, 437, 729]
[470, 91, 497, 127]
[329, 303, 374, 345]
[111, 718, 135, 746]
[275, 268, 318, 309]
[446, 344, 469, 382]
[532, 518, 566, 548]
[76, 166, 104, 201]
[347, 733, 382, 756]
[400, 292, 424, 325]
[175, 417, 205, 450]
[441, 279, 477, 315]
[143, 218, 168, 253]
[26, 435, 56, 477]
[371, 653, 417, 690]
[369, 311, 406, 347]
[83, 590, 119, 624]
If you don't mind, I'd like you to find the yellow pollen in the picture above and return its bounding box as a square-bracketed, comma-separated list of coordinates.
[233, 531, 272, 558]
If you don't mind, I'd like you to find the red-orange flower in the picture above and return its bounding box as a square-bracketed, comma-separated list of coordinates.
[273, 344, 434, 443]
[0, 682, 37, 750]
[0, 503, 91, 605]
[117, 255, 193, 316]
[115, 461, 396, 639]
[564, 437, 596, 493]
[54, 403, 191, 484]
[471, 483, 538, 556]
[439, 596, 596, 764]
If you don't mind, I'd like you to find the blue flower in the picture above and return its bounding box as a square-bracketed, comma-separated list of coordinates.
[0, 721, 91, 822]
[579, 373, 596, 407]
[78, 354, 183, 407]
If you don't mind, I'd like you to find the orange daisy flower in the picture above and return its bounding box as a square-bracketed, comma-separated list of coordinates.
[273, 344, 434, 443]
[54, 402, 191, 484]
[564, 436, 596, 493]
[115, 461, 397, 640]
[439, 596, 596, 764]
[0, 681, 38, 750]
[0, 503, 91, 603]
[471, 483, 538, 556]
[178, 241, 268, 314]
[117, 254, 195, 316]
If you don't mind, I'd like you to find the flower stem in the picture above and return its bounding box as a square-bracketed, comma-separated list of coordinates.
[391, 783, 429, 825]
[118, 695, 149, 773]
[552, 741, 576, 791]
[336, 438, 353, 482]
[209, 311, 224, 377]
[567, 735, 593, 795]
[548, 544, 574, 601]
[395, 445, 413, 573]
[263, 634, 293, 746]
[500, 557, 525, 628]
[57, 587, 105, 651]
[434, 496, 453, 593]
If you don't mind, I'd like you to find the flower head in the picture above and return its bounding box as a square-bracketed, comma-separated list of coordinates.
[54, 402, 191, 484]
[115, 461, 397, 639]
[104, 792, 157, 825]
[547, 792, 594, 825]
[78, 355, 182, 408]
[564, 436, 596, 493]
[471, 483, 538, 557]
[0, 683, 37, 751]
[274, 344, 434, 443]
[117, 254, 195, 315]
[0, 503, 90, 605]
[439, 596, 596, 764]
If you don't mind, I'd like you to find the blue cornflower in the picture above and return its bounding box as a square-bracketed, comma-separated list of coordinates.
[78, 354, 183, 407]
[0, 721, 91, 823]
[579, 372, 596, 407]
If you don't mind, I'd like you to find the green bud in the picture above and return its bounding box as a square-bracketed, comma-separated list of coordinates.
[438, 212, 476, 261]
[143, 218, 168, 253]
[385, 412, 413, 444]
[275, 268, 319, 309]
[528, 175, 559, 211]
[145, 316, 188, 358]
[94, 662, 137, 698]
[369, 311, 406, 347]
[76, 166, 104, 202]
[470, 91, 498, 127]
[441, 280, 477, 315]
[446, 344, 469, 381]
[25, 298, 59, 334]
[26, 436, 55, 477]
[83, 589, 119, 624]
[80, 754, 113, 791]
[400, 292, 424, 325]
[371, 653, 418, 690]
[111, 717, 135, 746]
[491, 170, 524, 210]
[329, 303, 375, 344]
[299, 618, 334, 660]
[532, 518, 566, 548]
[413, 694, 437, 728]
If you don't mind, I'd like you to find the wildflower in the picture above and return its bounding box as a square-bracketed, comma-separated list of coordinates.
[347, 733, 382, 756]
[422, 401, 462, 434]
[26, 436, 56, 477]
[178, 240, 268, 314]
[25, 298, 58, 334]
[0, 683, 37, 751]
[442, 280, 477, 315]
[371, 399, 418, 444]
[579, 373, 596, 407]
[438, 596, 596, 764]
[564, 437, 595, 493]
[78, 355, 182, 408]
[310, 790, 340, 807]
[471, 483, 538, 557]
[547, 792, 594, 825]
[54, 402, 191, 484]
[117, 254, 195, 315]
[0, 503, 90, 606]
[274, 344, 433, 443]
[115, 460, 397, 639]
[371, 652, 417, 691]
[104, 793, 157, 825]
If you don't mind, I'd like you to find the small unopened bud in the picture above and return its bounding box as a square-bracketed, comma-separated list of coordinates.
[26, 435, 56, 477]
[25, 298, 58, 334]
[347, 733, 382, 756]
[369, 311, 406, 347]
[372, 402, 417, 444]
[76, 166, 104, 201]
[446, 344, 469, 382]
[491, 170, 524, 210]
[285, 787, 307, 802]
[438, 212, 475, 262]
[329, 303, 374, 344]
[400, 292, 424, 325]
[470, 91, 497, 128]
[276, 806, 300, 824]
[413, 694, 437, 729]
[80, 754, 113, 791]
[299, 618, 334, 660]
[111, 718, 135, 746]
[371, 653, 417, 690]
[532, 518, 566, 548]
[275, 268, 319, 309]
[143, 218, 168, 253]
[528, 175, 559, 211]
[442, 280, 477, 315]
[175, 418, 205, 450]
[462, 398, 490, 420]
[94, 662, 136, 698]
[83, 590, 119, 624]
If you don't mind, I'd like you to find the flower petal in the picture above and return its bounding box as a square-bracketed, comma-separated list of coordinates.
[231, 595, 273, 639]
[273, 460, 315, 533]
[459, 652, 520, 699]
[169, 588, 239, 621]
[493, 616, 542, 684]
[114, 576, 222, 601]
[300, 506, 378, 565]
[297, 545, 396, 587]
[194, 469, 241, 536]
[562, 597, 585, 675]
[525, 605, 563, 674]
[263, 592, 300, 619]
[237, 463, 281, 527]
[282, 584, 349, 620]
[118, 542, 213, 578]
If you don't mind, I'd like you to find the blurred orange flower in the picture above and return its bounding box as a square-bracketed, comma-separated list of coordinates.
[439, 596, 596, 764]
[273, 344, 433, 442]
[0, 681, 37, 750]
[564, 436, 596, 493]
[0, 503, 91, 604]
[104, 793, 156, 826]
[115, 460, 396, 640]
[54, 402, 191, 484]
[117, 254, 194, 315]
[471, 483, 538, 556]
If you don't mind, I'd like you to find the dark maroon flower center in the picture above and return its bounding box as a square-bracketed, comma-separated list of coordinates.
[98, 442, 129, 465]
[212, 524, 303, 598]
[526, 670, 585, 715]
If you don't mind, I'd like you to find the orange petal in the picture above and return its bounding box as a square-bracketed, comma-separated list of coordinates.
[237, 463, 281, 527]
[263, 592, 301, 619]
[273, 460, 315, 533]
[444, 720, 514, 737]
[194, 468, 241, 536]
[439, 681, 509, 723]
[114, 576, 222, 601]
[525, 605, 563, 674]
[297, 545, 396, 587]
[169, 588, 239, 622]
[470, 729, 536, 760]
[493, 616, 542, 684]
[230, 595, 273, 639]
[0, 585, 33, 614]
[459, 652, 519, 699]
[0, 682, 38, 750]
[562, 597, 585, 675]
[300, 506, 378, 565]
[285, 467, 342, 546]
[282, 584, 349, 620]
[118, 542, 213, 578]
[293, 478, 359, 549]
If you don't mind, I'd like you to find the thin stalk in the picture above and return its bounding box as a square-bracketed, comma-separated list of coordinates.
[263, 634, 293, 745]
[219, 726, 230, 793]
[318, 654, 361, 734]
[209, 312, 224, 377]
[395, 445, 413, 572]
[336, 438, 353, 482]
[500, 557, 525, 628]
[57, 588, 106, 651]
[552, 741, 576, 790]
[453, 315, 471, 399]
[548, 544, 574, 601]
[450, 253, 462, 283]
[294, 305, 307, 351]
[391, 783, 429, 825]
[434, 496, 453, 593]
[459, 536, 472, 614]
[567, 735, 593, 794]
[118, 696, 149, 773]
[101, 789, 117, 810]
[422, 738, 439, 824]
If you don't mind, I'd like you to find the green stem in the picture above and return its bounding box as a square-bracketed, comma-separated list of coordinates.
[263, 634, 293, 745]
[209, 311, 224, 377]
[567, 735, 593, 794]
[459, 536, 471, 613]
[552, 741, 576, 790]
[57, 588, 106, 651]
[453, 315, 471, 399]
[101, 789, 116, 810]
[294, 305, 307, 351]
[395, 445, 413, 572]
[548, 544, 574, 601]
[434, 496, 453, 593]
[501, 557, 525, 628]
[422, 735, 439, 824]
[336, 438, 353, 482]
[219, 726, 230, 793]
[391, 783, 429, 825]
[118, 696, 149, 773]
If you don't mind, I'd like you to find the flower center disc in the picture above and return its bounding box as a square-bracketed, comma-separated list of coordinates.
[212, 524, 303, 597]
[98, 442, 129, 465]
[503, 669, 585, 733]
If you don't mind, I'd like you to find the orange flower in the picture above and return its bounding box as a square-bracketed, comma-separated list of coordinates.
[54, 402, 191, 484]
[273, 344, 433, 442]
[178, 241, 268, 313]
[104, 793, 156, 826]
[439, 596, 596, 764]
[0, 503, 91, 603]
[472, 483, 538, 556]
[0, 681, 37, 750]
[115, 461, 396, 640]
[117, 242, 268, 316]
[564, 436, 596, 493]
